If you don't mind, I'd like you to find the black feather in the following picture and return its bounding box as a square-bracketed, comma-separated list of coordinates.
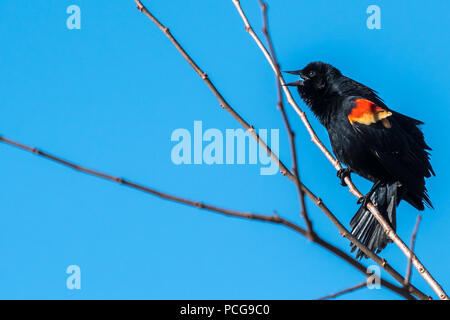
[289, 61, 434, 258]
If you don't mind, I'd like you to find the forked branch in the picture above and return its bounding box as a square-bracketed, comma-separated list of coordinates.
[132, 0, 428, 300]
[231, 0, 447, 300]
[0, 135, 414, 300]
[258, 0, 313, 237]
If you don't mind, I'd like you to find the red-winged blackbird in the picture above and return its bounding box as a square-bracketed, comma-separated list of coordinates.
[285, 62, 434, 258]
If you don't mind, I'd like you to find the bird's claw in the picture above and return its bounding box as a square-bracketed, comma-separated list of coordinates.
[357, 180, 382, 209]
[337, 168, 351, 186]
[357, 195, 370, 208]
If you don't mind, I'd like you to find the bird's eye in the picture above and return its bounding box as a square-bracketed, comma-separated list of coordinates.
[309, 70, 316, 77]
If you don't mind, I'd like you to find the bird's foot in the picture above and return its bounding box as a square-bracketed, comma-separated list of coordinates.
[357, 194, 370, 208]
[337, 168, 351, 186]
[356, 180, 382, 208]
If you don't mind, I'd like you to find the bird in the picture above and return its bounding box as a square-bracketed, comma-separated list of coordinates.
[284, 62, 434, 258]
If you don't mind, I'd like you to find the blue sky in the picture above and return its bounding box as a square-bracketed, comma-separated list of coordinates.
[0, 0, 449, 299]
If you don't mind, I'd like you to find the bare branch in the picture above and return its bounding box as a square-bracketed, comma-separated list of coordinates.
[405, 215, 422, 286]
[258, 0, 313, 237]
[317, 282, 367, 300]
[230, 0, 448, 300]
[132, 0, 429, 300]
[0, 136, 303, 228]
[0, 135, 414, 300]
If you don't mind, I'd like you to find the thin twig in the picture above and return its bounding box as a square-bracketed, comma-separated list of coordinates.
[317, 282, 367, 300]
[230, 0, 448, 300]
[0, 137, 300, 226]
[0, 135, 414, 300]
[132, 0, 429, 300]
[258, 0, 313, 238]
[405, 215, 422, 286]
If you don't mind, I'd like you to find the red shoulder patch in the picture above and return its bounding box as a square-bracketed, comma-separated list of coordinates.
[348, 99, 392, 128]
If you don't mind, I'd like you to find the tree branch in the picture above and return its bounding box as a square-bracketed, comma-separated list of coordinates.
[405, 215, 422, 286]
[258, 0, 313, 238]
[230, 0, 448, 300]
[317, 282, 367, 300]
[132, 0, 429, 300]
[0, 135, 414, 300]
[0, 136, 302, 228]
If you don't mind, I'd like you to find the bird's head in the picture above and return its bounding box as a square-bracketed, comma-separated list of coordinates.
[284, 61, 343, 106]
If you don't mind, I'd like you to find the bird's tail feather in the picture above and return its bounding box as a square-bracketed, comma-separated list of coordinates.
[350, 182, 400, 259]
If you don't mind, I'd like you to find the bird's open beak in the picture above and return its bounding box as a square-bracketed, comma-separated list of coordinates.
[283, 80, 304, 87]
[283, 70, 302, 75]
[283, 70, 305, 86]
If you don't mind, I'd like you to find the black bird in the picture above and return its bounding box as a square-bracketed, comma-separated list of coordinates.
[285, 62, 434, 258]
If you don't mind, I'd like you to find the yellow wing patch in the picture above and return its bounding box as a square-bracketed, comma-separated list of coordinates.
[348, 99, 392, 128]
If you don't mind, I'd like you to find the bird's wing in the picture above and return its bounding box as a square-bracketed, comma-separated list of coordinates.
[347, 98, 431, 185]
